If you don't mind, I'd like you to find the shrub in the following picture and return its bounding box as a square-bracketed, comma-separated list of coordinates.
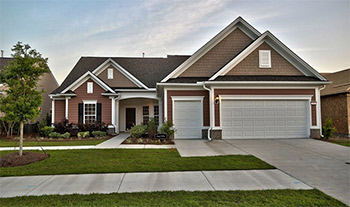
[160, 120, 175, 138]
[78, 131, 90, 139]
[49, 132, 70, 138]
[130, 125, 147, 138]
[61, 132, 70, 139]
[322, 118, 336, 139]
[77, 122, 108, 134]
[147, 118, 158, 138]
[40, 126, 54, 137]
[54, 119, 74, 134]
[49, 132, 63, 138]
[38, 113, 52, 136]
[92, 131, 107, 137]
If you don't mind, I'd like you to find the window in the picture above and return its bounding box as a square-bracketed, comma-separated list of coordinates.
[259, 50, 271, 68]
[84, 101, 96, 124]
[108, 68, 113, 79]
[154, 105, 159, 126]
[143, 106, 149, 124]
[87, 82, 93, 93]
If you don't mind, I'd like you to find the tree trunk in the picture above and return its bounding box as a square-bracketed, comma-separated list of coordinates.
[19, 121, 24, 156]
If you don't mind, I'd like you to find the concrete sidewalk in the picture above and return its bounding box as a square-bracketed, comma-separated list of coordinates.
[96, 133, 129, 148]
[0, 169, 311, 198]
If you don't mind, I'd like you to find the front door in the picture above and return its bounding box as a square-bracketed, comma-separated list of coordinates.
[126, 108, 136, 130]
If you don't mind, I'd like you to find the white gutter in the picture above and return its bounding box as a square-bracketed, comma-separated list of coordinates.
[202, 82, 212, 141]
[204, 81, 331, 85]
[157, 83, 202, 86]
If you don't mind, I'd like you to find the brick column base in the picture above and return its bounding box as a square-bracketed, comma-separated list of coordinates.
[310, 129, 321, 139]
[210, 129, 222, 139]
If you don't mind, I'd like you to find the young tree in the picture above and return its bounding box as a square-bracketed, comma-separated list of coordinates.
[0, 42, 49, 156]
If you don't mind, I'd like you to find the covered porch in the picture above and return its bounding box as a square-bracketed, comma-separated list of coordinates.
[110, 91, 162, 134]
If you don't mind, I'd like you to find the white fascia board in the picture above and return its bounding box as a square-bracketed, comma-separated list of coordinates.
[157, 83, 201, 86]
[119, 91, 158, 100]
[92, 58, 149, 90]
[209, 32, 268, 80]
[61, 71, 115, 94]
[265, 32, 327, 81]
[114, 88, 156, 92]
[205, 81, 330, 85]
[161, 17, 261, 83]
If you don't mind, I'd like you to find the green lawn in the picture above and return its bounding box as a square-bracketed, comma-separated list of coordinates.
[0, 149, 274, 176]
[0, 139, 106, 147]
[0, 190, 345, 207]
[328, 139, 350, 147]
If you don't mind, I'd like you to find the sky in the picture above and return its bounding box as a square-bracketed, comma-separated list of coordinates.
[0, 0, 349, 84]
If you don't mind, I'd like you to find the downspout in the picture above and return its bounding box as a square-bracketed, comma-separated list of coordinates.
[319, 85, 326, 138]
[202, 82, 212, 141]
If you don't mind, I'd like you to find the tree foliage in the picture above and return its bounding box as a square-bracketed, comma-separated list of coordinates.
[0, 42, 49, 155]
[0, 42, 49, 123]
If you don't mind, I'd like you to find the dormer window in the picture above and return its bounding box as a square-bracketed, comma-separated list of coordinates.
[87, 82, 93, 93]
[108, 68, 113, 79]
[259, 50, 271, 68]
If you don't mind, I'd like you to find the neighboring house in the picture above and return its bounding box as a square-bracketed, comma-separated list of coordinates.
[50, 17, 329, 139]
[0, 57, 59, 123]
[321, 69, 350, 137]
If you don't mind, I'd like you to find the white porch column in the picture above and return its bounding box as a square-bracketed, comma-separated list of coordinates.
[111, 97, 115, 126]
[158, 98, 163, 128]
[65, 97, 69, 120]
[51, 99, 55, 126]
[115, 99, 120, 134]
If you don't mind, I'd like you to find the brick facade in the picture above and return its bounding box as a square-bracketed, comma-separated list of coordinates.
[67, 78, 112, 124]
[321, 93, 350, 136]
[226, 42, 303, 76]
[54, 100, 65, 123]
[179, 28, 253, 77]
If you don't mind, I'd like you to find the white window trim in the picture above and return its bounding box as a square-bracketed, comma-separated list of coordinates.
[108, 68, 113, 79]
[259, 50, 271, 68]
[83, 100, 97, 124]
[87, 82, 93, 93]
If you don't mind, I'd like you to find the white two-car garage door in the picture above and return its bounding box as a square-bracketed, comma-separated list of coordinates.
[221, 100, 309, 139]
[173, 100, 202, 139]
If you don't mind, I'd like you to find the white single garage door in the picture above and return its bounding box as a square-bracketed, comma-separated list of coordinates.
[173, 100, 202, 139]
[221, 100, 308, 139]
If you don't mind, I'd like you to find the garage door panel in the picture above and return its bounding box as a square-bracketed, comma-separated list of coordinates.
[222, 100, 308, 139]
[174, 100, 201, 139]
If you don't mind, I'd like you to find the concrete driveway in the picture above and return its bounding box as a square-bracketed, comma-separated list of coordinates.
[175, 138, 350, 205]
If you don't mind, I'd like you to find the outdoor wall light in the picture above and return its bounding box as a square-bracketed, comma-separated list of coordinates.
[215, 95, 220, 105]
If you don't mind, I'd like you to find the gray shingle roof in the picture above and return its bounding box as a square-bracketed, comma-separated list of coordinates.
[0, 57, 13, 70]
[52, 55, 190, 94]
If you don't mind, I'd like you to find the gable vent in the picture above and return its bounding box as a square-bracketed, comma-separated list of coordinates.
[259, 50, 271, 68]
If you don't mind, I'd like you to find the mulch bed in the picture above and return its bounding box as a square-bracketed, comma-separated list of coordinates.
[122, 137, 174, 145]
[0, 151, 49, 167]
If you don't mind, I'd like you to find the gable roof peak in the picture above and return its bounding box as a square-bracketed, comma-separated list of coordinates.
[161, 16, 261, 82]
